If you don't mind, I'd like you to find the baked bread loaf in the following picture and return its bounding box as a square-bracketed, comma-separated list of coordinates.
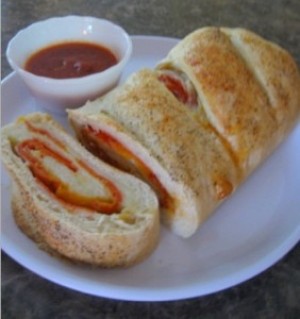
[157, 27, 300, 176]
[68, 70, 239, 238]
[68, 27, 300, 238]
[1, 113, 159, 267]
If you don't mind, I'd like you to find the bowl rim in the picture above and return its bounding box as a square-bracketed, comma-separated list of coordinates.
[6, 15, 133, 84]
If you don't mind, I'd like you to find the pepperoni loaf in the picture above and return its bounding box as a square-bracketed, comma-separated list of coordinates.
[68, 27, 300, 238]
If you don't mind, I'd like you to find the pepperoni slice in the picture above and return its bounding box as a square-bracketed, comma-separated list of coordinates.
[158, 73, 190, 104]
[158, 71, 198, 108]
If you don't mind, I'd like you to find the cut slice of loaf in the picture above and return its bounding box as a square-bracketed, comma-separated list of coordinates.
[1, 113, 159, 267]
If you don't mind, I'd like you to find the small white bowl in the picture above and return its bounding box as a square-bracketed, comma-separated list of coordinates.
[6, 16, 132, 114]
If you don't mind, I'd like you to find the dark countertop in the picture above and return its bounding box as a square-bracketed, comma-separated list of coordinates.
[1, 1, 300, 318]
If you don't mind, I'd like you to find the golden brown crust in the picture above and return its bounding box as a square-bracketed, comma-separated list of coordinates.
[222, 28, 300, 137]
[12, 181, 44, 244]
[11, 181, 67, 261]
[159, 27, 293, 175]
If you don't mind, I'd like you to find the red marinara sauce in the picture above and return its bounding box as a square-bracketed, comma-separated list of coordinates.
[24, 42, 118, 79]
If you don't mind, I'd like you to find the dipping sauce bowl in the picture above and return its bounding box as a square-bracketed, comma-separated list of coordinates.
[6, 16, 132, 114]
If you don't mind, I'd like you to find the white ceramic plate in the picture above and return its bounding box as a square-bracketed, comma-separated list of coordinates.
[1, 36, 300, 302]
